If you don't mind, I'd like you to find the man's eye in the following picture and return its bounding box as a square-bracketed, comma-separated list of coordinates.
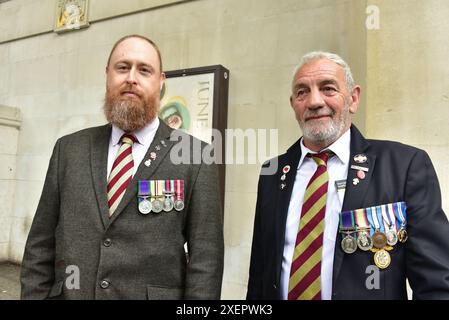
[140, 68, 151, 75]
[296, 89, 307, 97]
[116, 65, 128, 71]
[322, 86, 337, 94]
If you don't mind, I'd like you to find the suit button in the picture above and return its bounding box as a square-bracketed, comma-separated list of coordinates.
[103, 238, 112, 247]
[100, 280, 110, 289]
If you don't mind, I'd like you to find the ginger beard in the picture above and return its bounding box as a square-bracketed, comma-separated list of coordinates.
[103, 85, 160, 132]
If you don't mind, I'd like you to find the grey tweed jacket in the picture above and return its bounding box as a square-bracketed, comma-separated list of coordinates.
[20, 120, 224, 300]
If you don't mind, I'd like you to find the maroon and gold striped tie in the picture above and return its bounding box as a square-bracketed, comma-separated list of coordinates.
[107, 134, 137, 217]
[288, 152, 331, 300]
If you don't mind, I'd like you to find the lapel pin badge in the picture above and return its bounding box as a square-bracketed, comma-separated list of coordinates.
[353, 154, 368, 164]
[150, 152, 157, 160]
[352, 178, 360, 185]
[144, 159, 152, 167]
[280, 165, 291, 183]
[356, 170, 366, 180]
[161, 140, 167, 147]
[155, 145, 161, 151]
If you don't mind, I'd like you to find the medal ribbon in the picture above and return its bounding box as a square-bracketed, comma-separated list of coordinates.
[371, 206, 384, 233]
[355, 209, 369, 233]
[386, 203, 399, 232]
[150, 180, 155, 200]
[394, 202, 407, 227]
[138, 180, 149, 206]
[175, 179, 184, 202]
[164, 180, 171, 196]
[365, 207, 376, 236]
[380, 204, 392, 232]
[157, 180, 164, 198]
[340, 211, 354, 233]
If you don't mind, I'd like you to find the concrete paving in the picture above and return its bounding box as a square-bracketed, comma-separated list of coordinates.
[0, 263, 21, 300]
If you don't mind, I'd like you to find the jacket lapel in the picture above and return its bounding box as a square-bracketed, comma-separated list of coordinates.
[90, 124, 112, 229]
[108, 121, 174, 225]
[275, 140, 302, 284]
[332, 125, 376, 291]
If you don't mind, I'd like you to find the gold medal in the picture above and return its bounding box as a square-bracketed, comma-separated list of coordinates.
[374, 249, 391, 269]
[398, 227, 408, 243]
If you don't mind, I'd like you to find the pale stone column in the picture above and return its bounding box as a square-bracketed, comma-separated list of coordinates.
[0, 105, 21, 261]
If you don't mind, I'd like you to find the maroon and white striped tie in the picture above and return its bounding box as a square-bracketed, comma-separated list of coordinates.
[107, 134, 137, 217]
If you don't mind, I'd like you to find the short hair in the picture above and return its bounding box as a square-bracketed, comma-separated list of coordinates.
[106, 34, 163, 72]
[292, 51, 355, 91]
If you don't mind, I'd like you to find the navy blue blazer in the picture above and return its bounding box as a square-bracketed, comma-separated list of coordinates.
[247, 125, 449, 300]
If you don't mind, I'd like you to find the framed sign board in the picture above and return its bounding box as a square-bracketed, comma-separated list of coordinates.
[160, 65, 229, 206]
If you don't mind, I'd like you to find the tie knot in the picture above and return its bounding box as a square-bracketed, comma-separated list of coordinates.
[308, 151, 333, 167]
[121, 134, 137, 145]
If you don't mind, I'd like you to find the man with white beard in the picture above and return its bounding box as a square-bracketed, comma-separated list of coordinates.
[247, 51, 449, 300]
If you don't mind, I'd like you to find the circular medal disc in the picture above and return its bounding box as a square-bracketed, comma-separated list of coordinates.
[139, 199, 152, 215]
[357, 232, 373, 251]
[372, 231, 388, 249]
[174, 199, 185, 211]
[341, 235, 357, 254]
[374, 249, 391, 269]
[398, 228, 408, 243]
[386, 229, 398, 246]
[152, 199, 163, 213]
[163, 197, 174, 212]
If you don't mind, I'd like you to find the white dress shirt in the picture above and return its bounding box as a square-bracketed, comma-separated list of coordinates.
[281, 129, 351, 300]
[107, 117, 160, 179]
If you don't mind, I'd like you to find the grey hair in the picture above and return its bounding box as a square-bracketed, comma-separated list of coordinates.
[292, 51, 355, 91]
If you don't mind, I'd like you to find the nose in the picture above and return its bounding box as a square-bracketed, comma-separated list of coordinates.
[125, 67, 137, 85]
[306, 87, 325, 109]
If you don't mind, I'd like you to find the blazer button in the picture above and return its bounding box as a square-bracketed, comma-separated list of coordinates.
[103, 238, 112, 247]
[100, 280, 110, 289]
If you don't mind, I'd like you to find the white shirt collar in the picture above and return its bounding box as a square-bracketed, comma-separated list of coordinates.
[298, 128, 351, 168]
[111, 117, 160, 147]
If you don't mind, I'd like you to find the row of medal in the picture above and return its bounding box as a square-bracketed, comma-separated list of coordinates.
[339, 202, 408, 269]
[138, 179, 185, 214]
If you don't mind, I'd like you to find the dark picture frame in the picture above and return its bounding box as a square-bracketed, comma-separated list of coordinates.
[159, 65, 229, 207]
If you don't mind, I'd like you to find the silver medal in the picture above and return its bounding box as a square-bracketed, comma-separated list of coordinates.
[139, 199, 152, 215]
[357, 232, 373, 251]
[174, 199, 185, 211]
[163, 196, 174, 212]
[341, 234, 357, 254]
[386, 229, 398, 246]
[152, 199, 163, 213]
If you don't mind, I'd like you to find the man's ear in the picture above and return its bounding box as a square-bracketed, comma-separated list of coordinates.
[348, 85, 361, 114]
[160, 72, 166, 90]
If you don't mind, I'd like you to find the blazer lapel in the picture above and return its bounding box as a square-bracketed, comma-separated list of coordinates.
[108, 121, 174, 225]
[332, 125, 376, 291]
[90, 124, 112, 229]
[275, 140, 302, 284]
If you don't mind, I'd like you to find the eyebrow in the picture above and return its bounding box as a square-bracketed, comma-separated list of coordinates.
[114, 60, 156, 72]
[319, 79, 340, 87]
[293, 78, 340, 91]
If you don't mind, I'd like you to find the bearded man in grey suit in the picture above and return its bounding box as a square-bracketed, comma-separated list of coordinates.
[20, 35, 224, 300]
